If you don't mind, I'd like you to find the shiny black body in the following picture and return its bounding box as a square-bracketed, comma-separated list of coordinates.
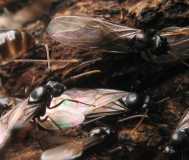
[165, 109, 189, 154]
[120, 93, 150, 111]
[28, 80, 65, 118]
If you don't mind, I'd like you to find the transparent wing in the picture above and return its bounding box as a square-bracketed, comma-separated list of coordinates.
[40, 89, 128, 129]
[47, 16, 115, 47]
[0, 99, 40, 149]
[41, 133, 106, 160]
[49, 88, 129, 114]
[175, 108, 189, 131]
[156, 27, 189, 63]
[41, 140, 84, 160]
[47, 16, 141, 48]
[39, 111, 85, 129]
[0, 99, 36, 129]
[161, 27, 189, 45]
[64, 88, 129, 109]
[86, 101, 126, 117]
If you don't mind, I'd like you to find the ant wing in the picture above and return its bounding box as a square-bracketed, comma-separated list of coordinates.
[40, 89, 128, 129]
[38, 110, 85, 130]
[64, 88, 129, 110]
[50, 89, 129, 113]
[47, 16, 119, 48]
[86, 102, 126, 117]
[41, 139, 84, 160]
[41, 126, 109, 160]
[175, 108, 189, 131]
[0, 99, 38, 130]
[0, 99, 39, 149]
[156, 27, 189, 63]
[161, 27, 189, 47]
[166, 27, 189, 57]
[41, 133, 105, 160]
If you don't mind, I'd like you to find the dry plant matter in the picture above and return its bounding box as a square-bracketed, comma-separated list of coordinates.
[0, 0, 188, 160]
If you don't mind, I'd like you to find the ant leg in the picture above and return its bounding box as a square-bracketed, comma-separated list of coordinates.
[119, 4, 125, 22]
[131, 109, 149, 133]
[34, 125, 46, 151]
[37, 116, 48, 122]
[47, 116, 64, 132]
[48, 98, 96, 109]
[118, 114, 148, 123]
[63, 58, 101, 78]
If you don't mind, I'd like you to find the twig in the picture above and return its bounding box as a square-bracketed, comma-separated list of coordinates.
[118, 114, 148, 122]
[63, 70, 101, 83]
[10, 59, 79, 63]
[155, 97, 170, 104]
[45, 44, 51, 71]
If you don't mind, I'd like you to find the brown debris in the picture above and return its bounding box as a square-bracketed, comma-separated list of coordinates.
[0, 0, 188, 160]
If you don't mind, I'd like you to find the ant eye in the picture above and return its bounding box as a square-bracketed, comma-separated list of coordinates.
[28, 87, 46, 103]
[172, 130, 187, 145]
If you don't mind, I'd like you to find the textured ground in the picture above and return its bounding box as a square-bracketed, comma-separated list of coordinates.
[0, 0, 188, 160]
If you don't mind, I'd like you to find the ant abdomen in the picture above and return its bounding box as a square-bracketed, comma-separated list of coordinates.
[0, 29, 34, 63]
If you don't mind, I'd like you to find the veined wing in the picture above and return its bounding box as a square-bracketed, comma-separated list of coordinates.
[47, 16, 117, 47]
[175, 108, 189, 132]
[155, 27, 189, 63]
[41, 126, 110, 160]
[161, 27, 189, 44]
[50, 88, 128, 113]
[65, 88, 128, 109]
[47, 16, 140, 48]
[41, 139, 85, 160]
[38, 110, 85, 129]
[39, 89, 128, 129]
[0, 99, 40, 149]
[86, 101, 126, 117]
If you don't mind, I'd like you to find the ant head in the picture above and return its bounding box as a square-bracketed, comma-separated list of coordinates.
[89, 126, 115, 138]
[165, 130, 189, 154]
[122, 93, 150, 110]
[28, 86, 49, 104]
[46, 80, 66, 97]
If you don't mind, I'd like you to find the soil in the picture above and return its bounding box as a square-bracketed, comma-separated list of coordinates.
[0, 0, 188, 160]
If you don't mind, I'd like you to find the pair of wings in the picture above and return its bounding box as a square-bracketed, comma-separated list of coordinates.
[47, 16, 141, 48]
[0, 98, 43, 149]
[47, 16, 189, 63]
[38, 88, 129, 129]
